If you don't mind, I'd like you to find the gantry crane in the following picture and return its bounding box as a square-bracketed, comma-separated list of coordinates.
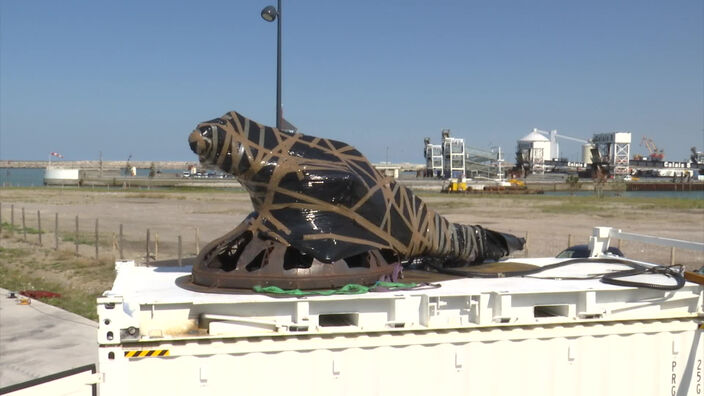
[639, 137, 664, 161]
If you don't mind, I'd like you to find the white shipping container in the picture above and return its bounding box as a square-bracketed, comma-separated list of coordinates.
[96, 257, 704, 396]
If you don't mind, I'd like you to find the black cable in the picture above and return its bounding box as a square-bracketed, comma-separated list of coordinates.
[422, 257, 686, 291]
[600, 264, 686, 290]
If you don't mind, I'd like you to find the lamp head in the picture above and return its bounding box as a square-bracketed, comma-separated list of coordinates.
[261, 6, 277, 22]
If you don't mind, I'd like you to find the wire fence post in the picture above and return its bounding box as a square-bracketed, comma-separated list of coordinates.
[178, 235, 182, 267]
[154, 232, 159, 261]
[37, 210, 42, 246]
[567, 234, 572, 248]
[95, 218, 99, 260]
[524, 232, 529, 257]
[195, 227, 200, 255]
[112, 232, 117, 260]
[119, 224, 124, 259]
[55, 213, 59, 250]
[146, 228, 151, 265]
[670, 247, 676, 266]
[75, 215, 79, 256]
[11, 204, 14, 232]
[22, 207, 27, 241]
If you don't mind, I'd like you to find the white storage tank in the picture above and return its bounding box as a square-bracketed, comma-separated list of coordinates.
[582, 143, 594, 164]
[43, 167, 80, 186]
[517, 130, 551, 162]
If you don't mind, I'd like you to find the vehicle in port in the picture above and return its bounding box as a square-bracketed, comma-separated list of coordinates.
[556, 244, 624, 258]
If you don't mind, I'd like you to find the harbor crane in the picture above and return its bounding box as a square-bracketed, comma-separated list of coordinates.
[639, 137, 664, 161]
[532, 128, 589, 160]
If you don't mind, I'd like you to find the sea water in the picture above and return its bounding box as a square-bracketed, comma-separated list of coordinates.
[0, 168, 45, 187]
[1, 168, 702, 200]
[0, 167, 182, 187]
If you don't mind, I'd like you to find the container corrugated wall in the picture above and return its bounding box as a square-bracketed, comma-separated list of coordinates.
[99, 319, 703, 396]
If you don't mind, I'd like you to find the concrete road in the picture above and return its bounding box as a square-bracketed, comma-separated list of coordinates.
[0, 288, 98, 388]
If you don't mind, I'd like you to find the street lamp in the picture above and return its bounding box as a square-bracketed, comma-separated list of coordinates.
[261, 1, 282, 129]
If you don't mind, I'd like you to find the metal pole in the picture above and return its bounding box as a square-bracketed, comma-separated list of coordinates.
[11, 204, 14, 231]
[55, 213, 59, 250]
[119, 224, 124, 259]
[178, 235, 182, 267]
[75, 215, 79, 256]
[154, 232, 159, 261]
[195, 227, 200, 255]
[37, 210, 42, 246]
[146, 229, 151, 265]
[610, 229, 704, 252]
[95, 218, 99, 259]
[276, 0, 282, 129]
[22, 208, 26, 241]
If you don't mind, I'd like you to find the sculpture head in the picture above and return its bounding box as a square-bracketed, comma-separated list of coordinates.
[188, 118, 229, 165]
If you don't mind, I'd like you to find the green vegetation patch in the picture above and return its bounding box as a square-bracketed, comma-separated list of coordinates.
[427, 199, 474, 210]
[60, 231, 112, 247]
[413, 193, 704, 216]
[1, 222, 44, 235]
[631, 198, 704, 210]
[0, 265, 100, 320]
[0, 246, 114, 320]
[44, 250, 117, 285]
[0, 246, 26, 258]
[125, 192, 179, 199]
[536, 195, 704, 215]
[537, 199, 614, 215]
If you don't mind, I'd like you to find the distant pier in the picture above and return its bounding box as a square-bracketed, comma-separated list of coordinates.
[0, 160, 189, 170]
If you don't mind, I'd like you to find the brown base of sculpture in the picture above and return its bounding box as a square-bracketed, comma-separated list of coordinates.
[191, 215, 400, 290]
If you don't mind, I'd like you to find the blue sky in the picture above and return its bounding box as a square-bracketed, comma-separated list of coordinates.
[1, 0, 702, 164]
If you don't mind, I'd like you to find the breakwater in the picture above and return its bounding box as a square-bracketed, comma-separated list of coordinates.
[627, 182, 703, 191]
[0, 160, 189, 170]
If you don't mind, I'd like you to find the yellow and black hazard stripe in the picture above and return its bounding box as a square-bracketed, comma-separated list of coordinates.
[124, 350, 170, 358]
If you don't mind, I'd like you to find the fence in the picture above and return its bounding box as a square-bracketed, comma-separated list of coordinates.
[0, 202, 201, 265]
[0, 202, 702, 268]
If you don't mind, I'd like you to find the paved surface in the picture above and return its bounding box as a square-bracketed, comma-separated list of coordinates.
[0, 288, 98, 388]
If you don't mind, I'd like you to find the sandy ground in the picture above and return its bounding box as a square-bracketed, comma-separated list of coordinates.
[0, 188, 703, 274]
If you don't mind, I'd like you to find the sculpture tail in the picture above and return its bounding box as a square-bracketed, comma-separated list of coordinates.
[476, 226, 526, 262]
[443, 225, 525, 267]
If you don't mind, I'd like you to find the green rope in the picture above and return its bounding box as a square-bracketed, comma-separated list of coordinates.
[373, 281, 420, 290]
[253, 281, 420, 296]
[253, 284, 369, 296]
